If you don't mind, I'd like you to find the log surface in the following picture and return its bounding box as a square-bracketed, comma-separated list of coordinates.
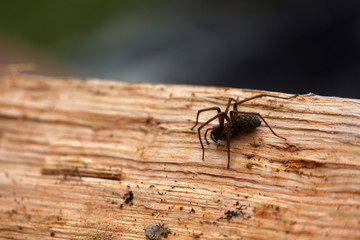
[0, 73, 360, 239]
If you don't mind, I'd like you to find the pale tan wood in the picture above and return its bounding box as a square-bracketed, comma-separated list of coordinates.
[0, 72, 359, 239]
[42, 156, 122, 180]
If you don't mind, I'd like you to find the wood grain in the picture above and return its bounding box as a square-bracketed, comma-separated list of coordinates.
[42, 156, 122, 180]
[0, 72, 359, 239]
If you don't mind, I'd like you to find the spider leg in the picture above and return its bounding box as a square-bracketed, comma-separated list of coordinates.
[204, 127, 213, 144]
[190, 107, 221, 130]
[233, 96, 239, 111]
[197, 112, 226, 160]
[224, 97, 238, 115]
[230, 110, 286, 141]
[223, 115, 232, 169]
[234, 94, 298, 110]
[210, 131, 217, 143]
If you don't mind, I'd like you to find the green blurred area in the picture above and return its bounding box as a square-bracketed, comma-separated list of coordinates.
[0, 1, 134, 48]
[0, 1, 358, 98]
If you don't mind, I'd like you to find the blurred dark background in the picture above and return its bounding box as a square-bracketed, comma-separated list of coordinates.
[0, 1, 359, 98]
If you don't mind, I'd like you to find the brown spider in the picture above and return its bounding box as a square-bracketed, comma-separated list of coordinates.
[190, 94, 298, 168]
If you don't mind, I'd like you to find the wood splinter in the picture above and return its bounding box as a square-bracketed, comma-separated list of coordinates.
[42, 156, 122, 180]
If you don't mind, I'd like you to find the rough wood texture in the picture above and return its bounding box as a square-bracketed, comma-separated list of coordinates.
[0, 73, 359, 240]
[42, 156, 122, 180]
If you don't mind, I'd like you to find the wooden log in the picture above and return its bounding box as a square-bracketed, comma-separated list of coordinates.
[0, 72, 359, 239]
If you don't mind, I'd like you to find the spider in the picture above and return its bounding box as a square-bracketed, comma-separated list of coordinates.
[190, 94, 298, 169]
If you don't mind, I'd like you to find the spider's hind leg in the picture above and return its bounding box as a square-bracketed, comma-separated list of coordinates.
[224, 115, 232, 169]
[230, 110, 286, 141]
[234, 94, 298, 110]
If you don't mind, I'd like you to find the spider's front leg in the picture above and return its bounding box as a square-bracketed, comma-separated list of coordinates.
[204, 127, 213, 144]
[224, 97, 239, 114]
[210, 131, 218, 143]
[190, 107, 221, 130]
[197, 113, 226, 160]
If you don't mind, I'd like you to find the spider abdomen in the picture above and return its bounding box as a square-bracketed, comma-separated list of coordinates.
[233, 114, 261, 134]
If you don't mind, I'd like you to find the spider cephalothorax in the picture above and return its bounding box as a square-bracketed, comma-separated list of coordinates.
[191, 94, 298, 168]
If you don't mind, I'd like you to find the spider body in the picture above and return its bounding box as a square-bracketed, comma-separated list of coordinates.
[191, 94, 298, 169]
[211, 115, 261, 143]
[233, 114, 262, 134]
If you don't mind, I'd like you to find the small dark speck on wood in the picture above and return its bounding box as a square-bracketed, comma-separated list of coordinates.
[124, 191, 133, 204]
